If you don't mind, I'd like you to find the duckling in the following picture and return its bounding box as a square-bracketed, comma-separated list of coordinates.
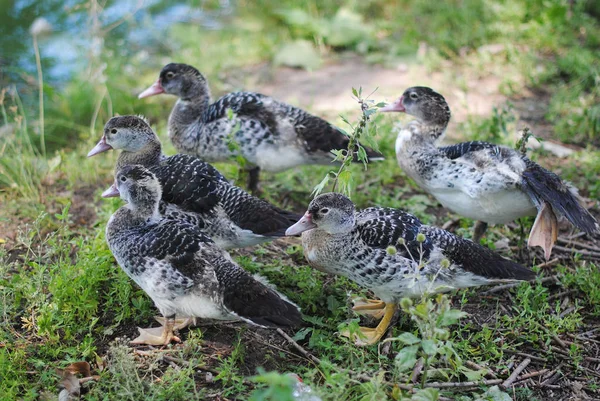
[88, 115, 301, 249]
[105, 165, 302, 345]
[286, 193, 534, 345]
[381, 87, 599, 260]
[138, 63, 384, 193]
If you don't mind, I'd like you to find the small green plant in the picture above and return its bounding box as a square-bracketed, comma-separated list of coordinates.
[313, 87, 383, 197]
[249, 370, 298, 401]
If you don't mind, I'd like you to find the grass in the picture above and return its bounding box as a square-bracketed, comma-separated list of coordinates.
[2, 0, 600, 400]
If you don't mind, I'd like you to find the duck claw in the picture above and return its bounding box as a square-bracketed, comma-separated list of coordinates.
[130, 326, 181, 346]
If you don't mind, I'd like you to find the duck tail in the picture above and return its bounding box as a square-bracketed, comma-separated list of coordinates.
[521, 159, 599, 234]
[421, 226, 536, 281]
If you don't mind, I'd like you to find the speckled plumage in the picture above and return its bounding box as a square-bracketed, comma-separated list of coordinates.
[94, 115, 301, 249]
[141, 63, 384, 175]
[387, 87, 599, 233]
[289, 193, 534, 303]
[106, 165, 302, 328]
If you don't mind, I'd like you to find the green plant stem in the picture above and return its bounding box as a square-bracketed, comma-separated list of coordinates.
[32, 34, 45, 157]
[330, 109, 366, 193]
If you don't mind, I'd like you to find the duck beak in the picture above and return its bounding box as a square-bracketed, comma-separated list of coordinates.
[379, 96, 405, 113]
[101, 182, 120, 198]
[87, 135, 112, 157]
[286, 212, 317, 236]
[138, 79, 165, 99]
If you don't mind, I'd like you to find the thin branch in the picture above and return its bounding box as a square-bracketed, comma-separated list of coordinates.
[502, 358, 531, 388]
[276, 328, 321, 365]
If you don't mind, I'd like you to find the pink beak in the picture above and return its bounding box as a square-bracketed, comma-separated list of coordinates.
[379, 96, 406, 113]
[101, 182, 120, 198]
[87, 135, 113, 157]
[286, 212, 317, 236]
[138, 79, 165, 99]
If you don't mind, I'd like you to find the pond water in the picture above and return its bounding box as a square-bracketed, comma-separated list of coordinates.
[1, 0, 233, 88]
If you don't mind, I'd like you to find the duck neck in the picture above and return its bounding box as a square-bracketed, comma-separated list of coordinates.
[168, 80, 212, 150]
[117, 140, 162, 170]
[130, 201, 161, 224]
[396, 121, 446, 156]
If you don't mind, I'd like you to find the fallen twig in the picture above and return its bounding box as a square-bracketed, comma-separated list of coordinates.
[502, 358, 531, 388]
[547, 289, 577, 302]
[557, 237, 600, 253]
[553, 245, 600, 259]
[465, 360, 497, 379]
[482, 276, 556, 295]
[276, 328, 321, 365]
[424, 379, 503, 388]
[410, 358, 424, 384]
[502, 350, 547, 363]
[514, 368, 549, 383]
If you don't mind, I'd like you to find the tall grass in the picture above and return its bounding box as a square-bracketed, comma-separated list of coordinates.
[0, 87, 51, 201]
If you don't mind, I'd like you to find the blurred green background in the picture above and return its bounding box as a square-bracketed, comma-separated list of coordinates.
[2, 0, 599, 155]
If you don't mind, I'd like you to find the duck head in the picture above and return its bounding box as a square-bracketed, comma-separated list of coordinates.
[286, 193, 355, 236]
[103, 165, 162, 217]
[381, 86, 451, 139]
[88, 115, 158, 157]
[139, 63, 209, 101]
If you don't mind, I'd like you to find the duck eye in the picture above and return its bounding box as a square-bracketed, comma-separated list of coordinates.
[320, 208, 330, 214]
[120, 176, 127, 182]
[110, 128, 117, 134]
[409, 92, 418, 100]
[165, 72, 175, 79]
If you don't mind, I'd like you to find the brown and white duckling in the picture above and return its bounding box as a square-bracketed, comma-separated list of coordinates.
[105, 165, 302, 345]
[381, 87, 599, 260]
[286, 193, 534, 345]
[89, 115, 301, 249]
[138, 63, 384, 192]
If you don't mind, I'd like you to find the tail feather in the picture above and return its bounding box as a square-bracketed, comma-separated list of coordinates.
[521, 159, 599, 234]
[421, 226, 535, 281]
[219, 184, 302, 237]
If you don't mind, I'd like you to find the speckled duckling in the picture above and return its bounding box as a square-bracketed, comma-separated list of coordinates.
[286, 193, 534, 345]
[381, 87, 599, 260]
[88, 115, 301, 249]
[138, 63, 384, 192]
[105, 165, 302, 345]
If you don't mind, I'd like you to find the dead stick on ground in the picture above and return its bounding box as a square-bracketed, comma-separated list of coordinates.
[554, 245, 600, 258]
[514, 369, 549, 382]
[483, 276, 556, 295]
[277, 328, 321, 365]
[465, 360, 497, 379]
[502, 358, 531, 388]
[424, 379, 504, 388]
[557, 237, 600, 252]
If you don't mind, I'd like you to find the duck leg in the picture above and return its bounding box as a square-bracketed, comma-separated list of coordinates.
[527, 202, 558, 261]
[342, 303, 397, 346]
[131, 315, 181, 346]
[472, 221, 488, 243]
[154, 316, 197, 330]
[351, 298, 386, 320]
[247, 166, 261, 195]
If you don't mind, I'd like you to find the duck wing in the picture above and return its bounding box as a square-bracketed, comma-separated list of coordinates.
[204, 91, 279, 132]
[355, 207, 432, 260]
[217, 183, 302, 236]
[153, 154, 226, 214]
[280, 103, 384, 161]
[437, 141, 502, 160]
[206, 251, 303, 328]
[419, 225, 535, 280]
